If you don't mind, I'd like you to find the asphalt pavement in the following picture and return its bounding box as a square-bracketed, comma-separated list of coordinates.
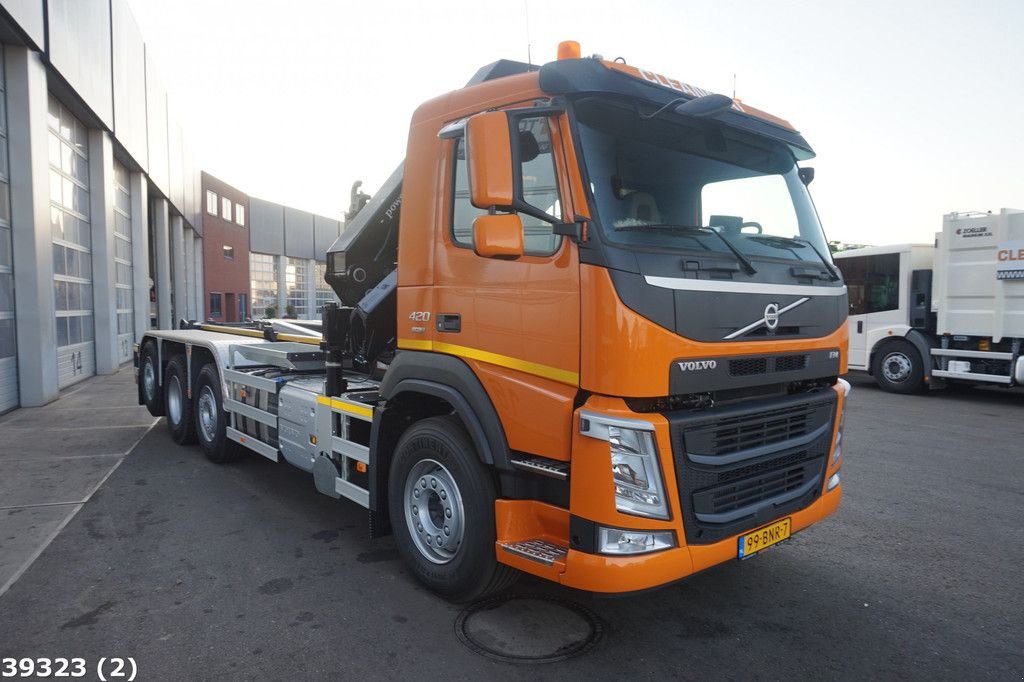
[1, 373, 1021, 679]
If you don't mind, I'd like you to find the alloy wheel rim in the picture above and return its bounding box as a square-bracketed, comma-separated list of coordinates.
[882, 352, 912, 382]
[167, 375, 182, 424]
[198, 386, 218, 442]
[143, 359, 156, 401]
[403, 459, 465, 564]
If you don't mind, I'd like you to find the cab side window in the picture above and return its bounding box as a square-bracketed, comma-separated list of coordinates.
[838, 253, 900, 315]
[449, 115, 564, 256]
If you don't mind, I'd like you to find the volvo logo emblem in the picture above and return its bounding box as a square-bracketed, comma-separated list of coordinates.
[764, 303, 780, 331]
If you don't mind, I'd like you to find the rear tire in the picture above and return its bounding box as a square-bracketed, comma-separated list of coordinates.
[164, 355, 196, 444]
[873, 339, 925, 394]
[388, 415, 518, 602]
[139, 341, 164, 416]
[194, 363, 243, 464]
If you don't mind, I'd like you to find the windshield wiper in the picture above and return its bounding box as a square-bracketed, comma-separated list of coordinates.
[704, 228, 757, 275]
[614, 224, 757, 274]
[751, 235, 840, 281]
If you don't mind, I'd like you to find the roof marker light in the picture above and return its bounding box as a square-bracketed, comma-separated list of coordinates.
[557, 40, 581, 60]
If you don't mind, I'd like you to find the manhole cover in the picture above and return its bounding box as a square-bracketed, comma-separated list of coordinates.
[455, 595, 603, 663]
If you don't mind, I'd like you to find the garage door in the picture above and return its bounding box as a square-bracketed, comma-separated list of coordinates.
[48, 95, 95, 388]
[113, 161, 133, 364]
[0, 52, 16, 413]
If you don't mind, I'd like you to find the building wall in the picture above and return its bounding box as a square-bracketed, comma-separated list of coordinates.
[0, 0, 203, 412]
[201, 172, 249, 322]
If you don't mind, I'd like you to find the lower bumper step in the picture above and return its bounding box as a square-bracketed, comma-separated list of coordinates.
[500, 539, 568, 566]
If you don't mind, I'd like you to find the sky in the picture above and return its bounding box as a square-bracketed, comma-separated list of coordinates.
[130, 0, 1023, 246]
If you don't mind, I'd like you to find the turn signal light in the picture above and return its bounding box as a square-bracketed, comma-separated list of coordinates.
[557, 40, 581, 60]
[356, 461, 367, 474]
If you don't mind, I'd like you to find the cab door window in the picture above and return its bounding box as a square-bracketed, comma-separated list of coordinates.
[450, 115, 564, 256]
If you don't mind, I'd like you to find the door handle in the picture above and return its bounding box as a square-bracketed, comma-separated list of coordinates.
[856, 320, 863, 334]
[436, 314, 461, 333]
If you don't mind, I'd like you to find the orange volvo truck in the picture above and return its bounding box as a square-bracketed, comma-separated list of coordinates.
[136, 42, 849, 601]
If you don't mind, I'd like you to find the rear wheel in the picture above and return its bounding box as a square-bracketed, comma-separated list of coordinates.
[388, 416, 518, 602]
[873, 340, 925, 394]
[139, 341, 164, 416]
[164, 355, 196, 444]
[194, 363, 243, 463]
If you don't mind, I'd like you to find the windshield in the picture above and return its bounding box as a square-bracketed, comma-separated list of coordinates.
[574, 98, 832, 267]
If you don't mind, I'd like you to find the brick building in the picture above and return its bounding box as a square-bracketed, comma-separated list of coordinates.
[201, 172, 250, 322]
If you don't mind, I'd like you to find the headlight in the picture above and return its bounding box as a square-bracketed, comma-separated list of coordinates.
[580, 411, 670, 520]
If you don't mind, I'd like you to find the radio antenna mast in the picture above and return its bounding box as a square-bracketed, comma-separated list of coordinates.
[525, 0, 533, 66]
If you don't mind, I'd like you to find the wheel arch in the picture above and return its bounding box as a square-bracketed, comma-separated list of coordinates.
[367, 351, 512, 538]
[869, 330, 934, 379]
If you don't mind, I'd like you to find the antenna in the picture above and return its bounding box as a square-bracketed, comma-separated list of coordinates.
[525, 0, 532, 66]
[732, 73, 737, 99]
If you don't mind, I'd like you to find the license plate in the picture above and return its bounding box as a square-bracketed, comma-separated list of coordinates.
[737, 518, 791, 559]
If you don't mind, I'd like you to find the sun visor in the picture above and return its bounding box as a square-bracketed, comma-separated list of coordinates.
[538, 59, 815, 161]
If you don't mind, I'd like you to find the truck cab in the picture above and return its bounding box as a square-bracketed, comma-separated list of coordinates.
[137, 46, 849, 601]
[835, 244, 935, 389]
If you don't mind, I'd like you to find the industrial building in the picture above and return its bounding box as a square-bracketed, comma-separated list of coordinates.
[201, 172, 341, 325]
[0, 0, 343, 414]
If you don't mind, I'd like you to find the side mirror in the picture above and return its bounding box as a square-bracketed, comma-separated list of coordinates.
[466, 111, 515, 210]
[798, 167, 815, 186]
[473, 214, 523, 259]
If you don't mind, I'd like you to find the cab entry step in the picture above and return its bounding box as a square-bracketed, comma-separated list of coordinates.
[500, 539, 568, 566]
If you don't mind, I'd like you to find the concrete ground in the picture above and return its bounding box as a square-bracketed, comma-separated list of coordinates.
[0, 370, 1022, 679]
[0, 370, 156, 598]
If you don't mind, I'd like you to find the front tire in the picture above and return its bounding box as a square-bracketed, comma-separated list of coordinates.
[873, 340, 925, 394]
[194, 363, 243, 463]
[388, 416, 517, 602]
[164, 355, 196, 444]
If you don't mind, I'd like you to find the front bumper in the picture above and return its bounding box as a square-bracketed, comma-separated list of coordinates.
[557, 484, 841, 593]
[495, 381, 847, 593]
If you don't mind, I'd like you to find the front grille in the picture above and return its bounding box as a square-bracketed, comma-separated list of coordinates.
[666, 390, 836, 544]
[709, 405, 811, 456]
[729, 358, 767, 376]
[775, 354, 808, 372]
[727, 354, 808, 377]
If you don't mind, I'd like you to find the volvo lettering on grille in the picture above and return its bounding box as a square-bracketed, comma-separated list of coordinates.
[678, 360, 718, 371]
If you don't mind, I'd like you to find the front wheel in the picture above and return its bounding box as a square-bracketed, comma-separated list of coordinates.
[873, 340, 925, 394]
[388, 416, 517, 602]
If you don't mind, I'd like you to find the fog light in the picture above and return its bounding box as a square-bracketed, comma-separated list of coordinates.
[827, 472, 841, 491]
[598, 527, 676, 555]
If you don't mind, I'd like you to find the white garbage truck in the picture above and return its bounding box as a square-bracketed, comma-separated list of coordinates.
[833, 208, 1024, 393]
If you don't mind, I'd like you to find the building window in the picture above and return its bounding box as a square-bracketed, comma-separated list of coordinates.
[206, 190, 218, 215]
[314, 262, 339, 315]
[223, 245, 234, 260]
[285, 257, 308, 319]
[250, 253, 278, 319]
[209, 292, 222, 318]
[221, 196, 232, 221]
[235, 205, 245, 226]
